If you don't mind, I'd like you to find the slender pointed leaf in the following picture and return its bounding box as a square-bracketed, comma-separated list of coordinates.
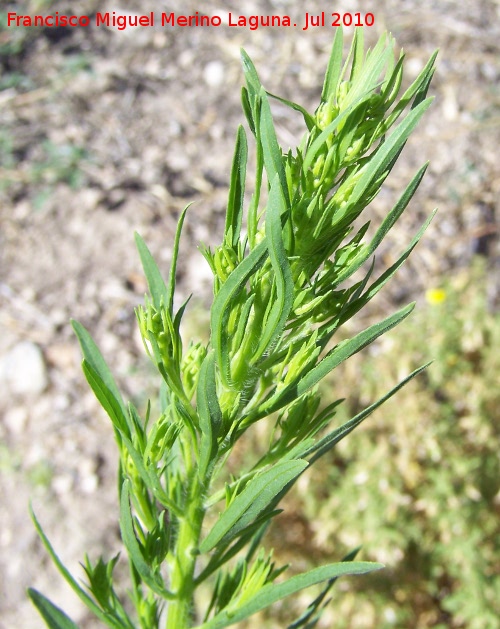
[298, 303, 415, 395]
[167, 204, 190, 313]
[197, 352, 222, 478]
[225, 126, 248, 248]
[199, 460, 308, 553]
[332, 163, 429, 289]
[304, 363, 431, 463]
[241, 86, 256, 135]
[252, 175, 294, 359]
[134, 233, 168, 311]
[196, 562, 383, 629]
[287, 548, 361, 629]
[30, 507, 121, 628]
[335, 210, 437, 326]
[71, 320, 129, 431]
[337, 98, 433, 226]
[321, 27, 344, 102]
[349, 27, 365, 83]
[267, 91, 315, 130]
[81, 360, 130, 436]
[259, 90, 290, 208]
[28, 589, 79, 629]
[241, 49, 262, 98]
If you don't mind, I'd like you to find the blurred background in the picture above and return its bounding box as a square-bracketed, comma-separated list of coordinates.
[0, 0, 499, 627]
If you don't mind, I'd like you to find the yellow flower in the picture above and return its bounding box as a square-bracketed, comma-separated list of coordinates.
[426, 288, 447, 305]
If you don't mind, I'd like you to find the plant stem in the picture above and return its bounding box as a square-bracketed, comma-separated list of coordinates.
[166, 474, 205, 629]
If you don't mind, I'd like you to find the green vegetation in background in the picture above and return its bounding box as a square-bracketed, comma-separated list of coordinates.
[293, 259, 500, 629]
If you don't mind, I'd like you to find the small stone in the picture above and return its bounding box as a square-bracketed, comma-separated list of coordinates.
[3, 407, 29, 434]
[2, 342, 48, 396]
[79, 458, 99, 494]
[204, 61, 225, 87]
[52, 474, 74, 495]
[80, 473, 99, 494]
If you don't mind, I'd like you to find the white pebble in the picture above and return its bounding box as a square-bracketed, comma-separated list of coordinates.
[1, 341, 48, 396]
[204, 61, 225, 87]
[3, 407, 28, 434]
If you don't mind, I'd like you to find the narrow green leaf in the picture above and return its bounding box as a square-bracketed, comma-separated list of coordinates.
[335, 210, 437, 326]
[241, 49, 290, 208]
[233, 293, 255, 352]
[119, 481, 174, 600]
[287, 546, 360, 629]
[267, 91, 315, 130]
[321, 27, 344, 102]
[240, 49, 262, 98]
[196, 509, 282, 586]
[225, 126, 248, 249]
[28, 589, 79, 629]
[299, 303, 414, 394]
[385, 50, 438, 127]
[199, 460, 308, 553]
[287, 548, 361, 629]
[349, 27, 365, 83]
[134, 232, 168, 311]
[342, 33, 392, 110]
[259, 89, 290, 208]
[196, 562, 383, 629]
[241, 86, 256, 135]
[81, 360, 130, 436]
[381, 55, 405, 110]
[167, 204, 190, 314]
[30, 507, 121, 628]
[71, 321, 129, 432]
[252, 175, 294, 360]
[304, 363, 431, 464]
[197, 352, 222, 478]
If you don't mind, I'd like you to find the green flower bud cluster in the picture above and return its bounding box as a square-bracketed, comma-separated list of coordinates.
[182, 341, 208, 399]
[136, 299, 181, 370]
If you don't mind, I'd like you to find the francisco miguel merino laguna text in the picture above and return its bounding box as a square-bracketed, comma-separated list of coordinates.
[7, 11, 375, 31]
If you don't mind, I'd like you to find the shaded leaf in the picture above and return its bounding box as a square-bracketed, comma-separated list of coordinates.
[199, 460, 308, 553]
[28, 589, 79, 629]
[119, 481, 174, 600]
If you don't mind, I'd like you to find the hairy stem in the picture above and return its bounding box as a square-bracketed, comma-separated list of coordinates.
[166, 474, 205, 629]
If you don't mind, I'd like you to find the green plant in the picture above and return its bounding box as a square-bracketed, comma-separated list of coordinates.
[28, 28, 437, 629]
[0, 0, 55, 61]
[301, 260, 500, 629]
[0, 135, 88, 206]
